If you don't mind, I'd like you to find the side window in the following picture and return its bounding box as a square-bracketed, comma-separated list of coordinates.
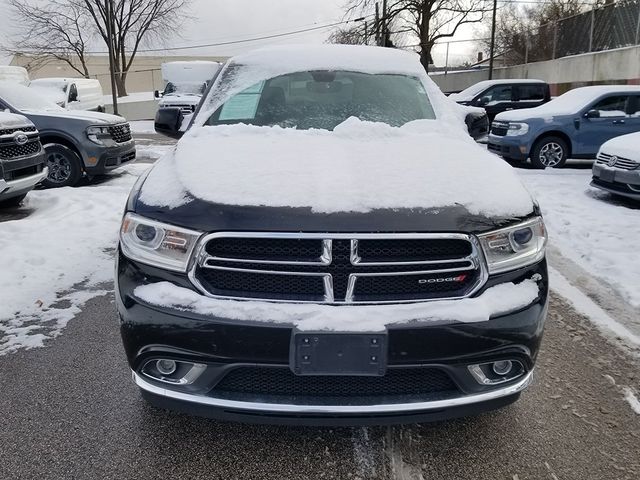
[477, 85, 512, 106]
[68, 84, 79, 103]
[590, 95, 629, 118]
[629, 96, 640, 117]
[517, 85, 545, 102]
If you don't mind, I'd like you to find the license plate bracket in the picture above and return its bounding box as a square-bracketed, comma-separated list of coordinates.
[290, 331, 387, 376]
[600, 168, 616, 183]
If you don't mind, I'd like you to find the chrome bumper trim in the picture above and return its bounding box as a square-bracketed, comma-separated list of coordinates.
[133, 370, 533, 414]
[0, 167, 48, 194]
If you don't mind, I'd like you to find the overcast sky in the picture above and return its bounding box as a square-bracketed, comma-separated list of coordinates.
[0, 0, 478, 66]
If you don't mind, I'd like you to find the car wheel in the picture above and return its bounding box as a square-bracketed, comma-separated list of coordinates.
[0, 193, 27, 208]
[42, 144, 83, 188]
[530, 137, 568, 169]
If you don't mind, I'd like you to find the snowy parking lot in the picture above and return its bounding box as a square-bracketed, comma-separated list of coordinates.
[1, 138, 639, 479]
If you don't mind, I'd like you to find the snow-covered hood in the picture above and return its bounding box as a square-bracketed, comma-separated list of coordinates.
[159, 94, 201, 105]
[139, 118, 535, 223]
[599, 131, 640, 160]
[0, 111, 32, 128]
[25, 109, 124, 124]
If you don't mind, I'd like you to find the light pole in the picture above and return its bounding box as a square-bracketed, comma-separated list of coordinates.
[106, 0, 118, 115]
[488, 0, 497, 80]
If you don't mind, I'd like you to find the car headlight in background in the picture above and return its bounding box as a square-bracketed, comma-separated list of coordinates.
[478, 217, 547, 274]
[505, 122, 529, 136]
[120, 213, 202, 272]
[86, 125, 111, 145]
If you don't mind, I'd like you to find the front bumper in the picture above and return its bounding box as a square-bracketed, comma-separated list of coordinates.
[487, 135, 529, 161]
[591, 164, 640, 200]
[84, 140, 136, 175]
[0, 166, 48, 201]
[117, 251, 548, 424]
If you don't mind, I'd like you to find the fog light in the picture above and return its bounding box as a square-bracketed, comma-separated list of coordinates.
[156, 359, 177, 375]
[493, 360, 513, 375]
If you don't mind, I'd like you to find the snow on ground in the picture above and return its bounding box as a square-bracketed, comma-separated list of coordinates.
[0, 163, 149, 355]
[135, 144, 174, 161]
[518, 168, 640, 308]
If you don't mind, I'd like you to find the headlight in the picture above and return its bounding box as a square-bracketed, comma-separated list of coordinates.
[505, 122, 529, 136]
[86, 125, 111, 145]
[120, 213, 202, 272]
[477, 217, 547, 274]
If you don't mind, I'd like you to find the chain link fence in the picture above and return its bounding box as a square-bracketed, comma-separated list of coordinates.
[522, 0, 640, 64]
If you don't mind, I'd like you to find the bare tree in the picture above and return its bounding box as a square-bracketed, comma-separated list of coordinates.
[6, 0, 93, 78]
[83, 0, 190, 96]
[7, 0, 190, 96]
[345, 0, 491, 71]
[328, 25, 370, 45]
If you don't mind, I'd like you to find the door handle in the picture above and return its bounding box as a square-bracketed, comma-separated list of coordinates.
[613, 119, 626, 124]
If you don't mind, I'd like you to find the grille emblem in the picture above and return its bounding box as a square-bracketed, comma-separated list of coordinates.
[607, 155, 618, 167]
[418, 274, 467, 284]
[14, 133, 29, 145]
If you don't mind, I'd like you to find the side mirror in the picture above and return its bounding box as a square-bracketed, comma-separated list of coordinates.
[465, 111, 489, 141]
[585, 109, 600, 119]
[477, 96, 491, 107]
[154, 90, 160, 99]
[155, 107, 184, 139]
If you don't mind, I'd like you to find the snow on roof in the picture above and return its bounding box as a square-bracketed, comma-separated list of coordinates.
[497, 85, 640, 121]
[140, 117, 535, 218]
[450, 78, 545, 102]
[598, 131, 640, 160]
[194, 44, 463, 132]
[134, 277, 541, 332]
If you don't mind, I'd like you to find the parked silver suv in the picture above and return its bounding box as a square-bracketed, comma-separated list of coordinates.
[0, 112, 46, 207]
[0, 82, 135, 188]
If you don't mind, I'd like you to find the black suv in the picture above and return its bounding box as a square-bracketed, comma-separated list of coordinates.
[117, 45, 549, 425]
[0, 112, 46, 207]
[451, 79, 551, 122]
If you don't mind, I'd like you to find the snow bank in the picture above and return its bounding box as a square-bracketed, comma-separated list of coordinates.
[598, 131, 640, 160]
[140, 118, 535, 217]
[519, 169, 640, 308]
[134, 278, 540, 332]
[0, 164, 150, 355]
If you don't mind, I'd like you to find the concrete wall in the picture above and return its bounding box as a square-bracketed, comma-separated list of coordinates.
[10, 54, 229, 95]
[105, 100, 158, 121]
[430, 45, 640, 95]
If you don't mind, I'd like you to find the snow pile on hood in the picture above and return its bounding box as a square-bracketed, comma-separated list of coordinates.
[598, 131, 640, 160]
[0, 111, 31, 128]
[134, 278, 540, 332]
[140, 118, 535, 217]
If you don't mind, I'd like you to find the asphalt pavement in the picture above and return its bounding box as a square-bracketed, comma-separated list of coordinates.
[1, 290, 638, 480]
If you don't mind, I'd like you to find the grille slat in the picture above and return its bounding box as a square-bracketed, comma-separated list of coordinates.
[192, 234, 483, 304]
[213, 366, 459, 401]
[0, 126, 37, 136]
[596, 153, 639, 170]
[0, 140, 41, 160]
[108, 123, 132, 143]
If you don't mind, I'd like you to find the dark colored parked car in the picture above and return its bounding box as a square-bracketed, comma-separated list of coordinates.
[0, 82, 135, 187]
[488, 85, 640, 168]
[118, 45, 549, 425]
[451, 79, 550, 123]
[0, 112, 46, 207]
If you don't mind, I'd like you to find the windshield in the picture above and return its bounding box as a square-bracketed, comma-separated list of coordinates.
[205, 70, 435, 130]
[164, 82, 206, 95]
[0, 82, 63, 112]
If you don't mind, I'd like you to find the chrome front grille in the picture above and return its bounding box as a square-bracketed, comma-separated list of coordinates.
[189, 233, 487, 304]
[596, 152, 639, 170]
[163, 104, 196, 115]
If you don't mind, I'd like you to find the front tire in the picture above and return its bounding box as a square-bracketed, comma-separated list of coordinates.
[530, 136, 568, 169]
[42, 144, 83, 188]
